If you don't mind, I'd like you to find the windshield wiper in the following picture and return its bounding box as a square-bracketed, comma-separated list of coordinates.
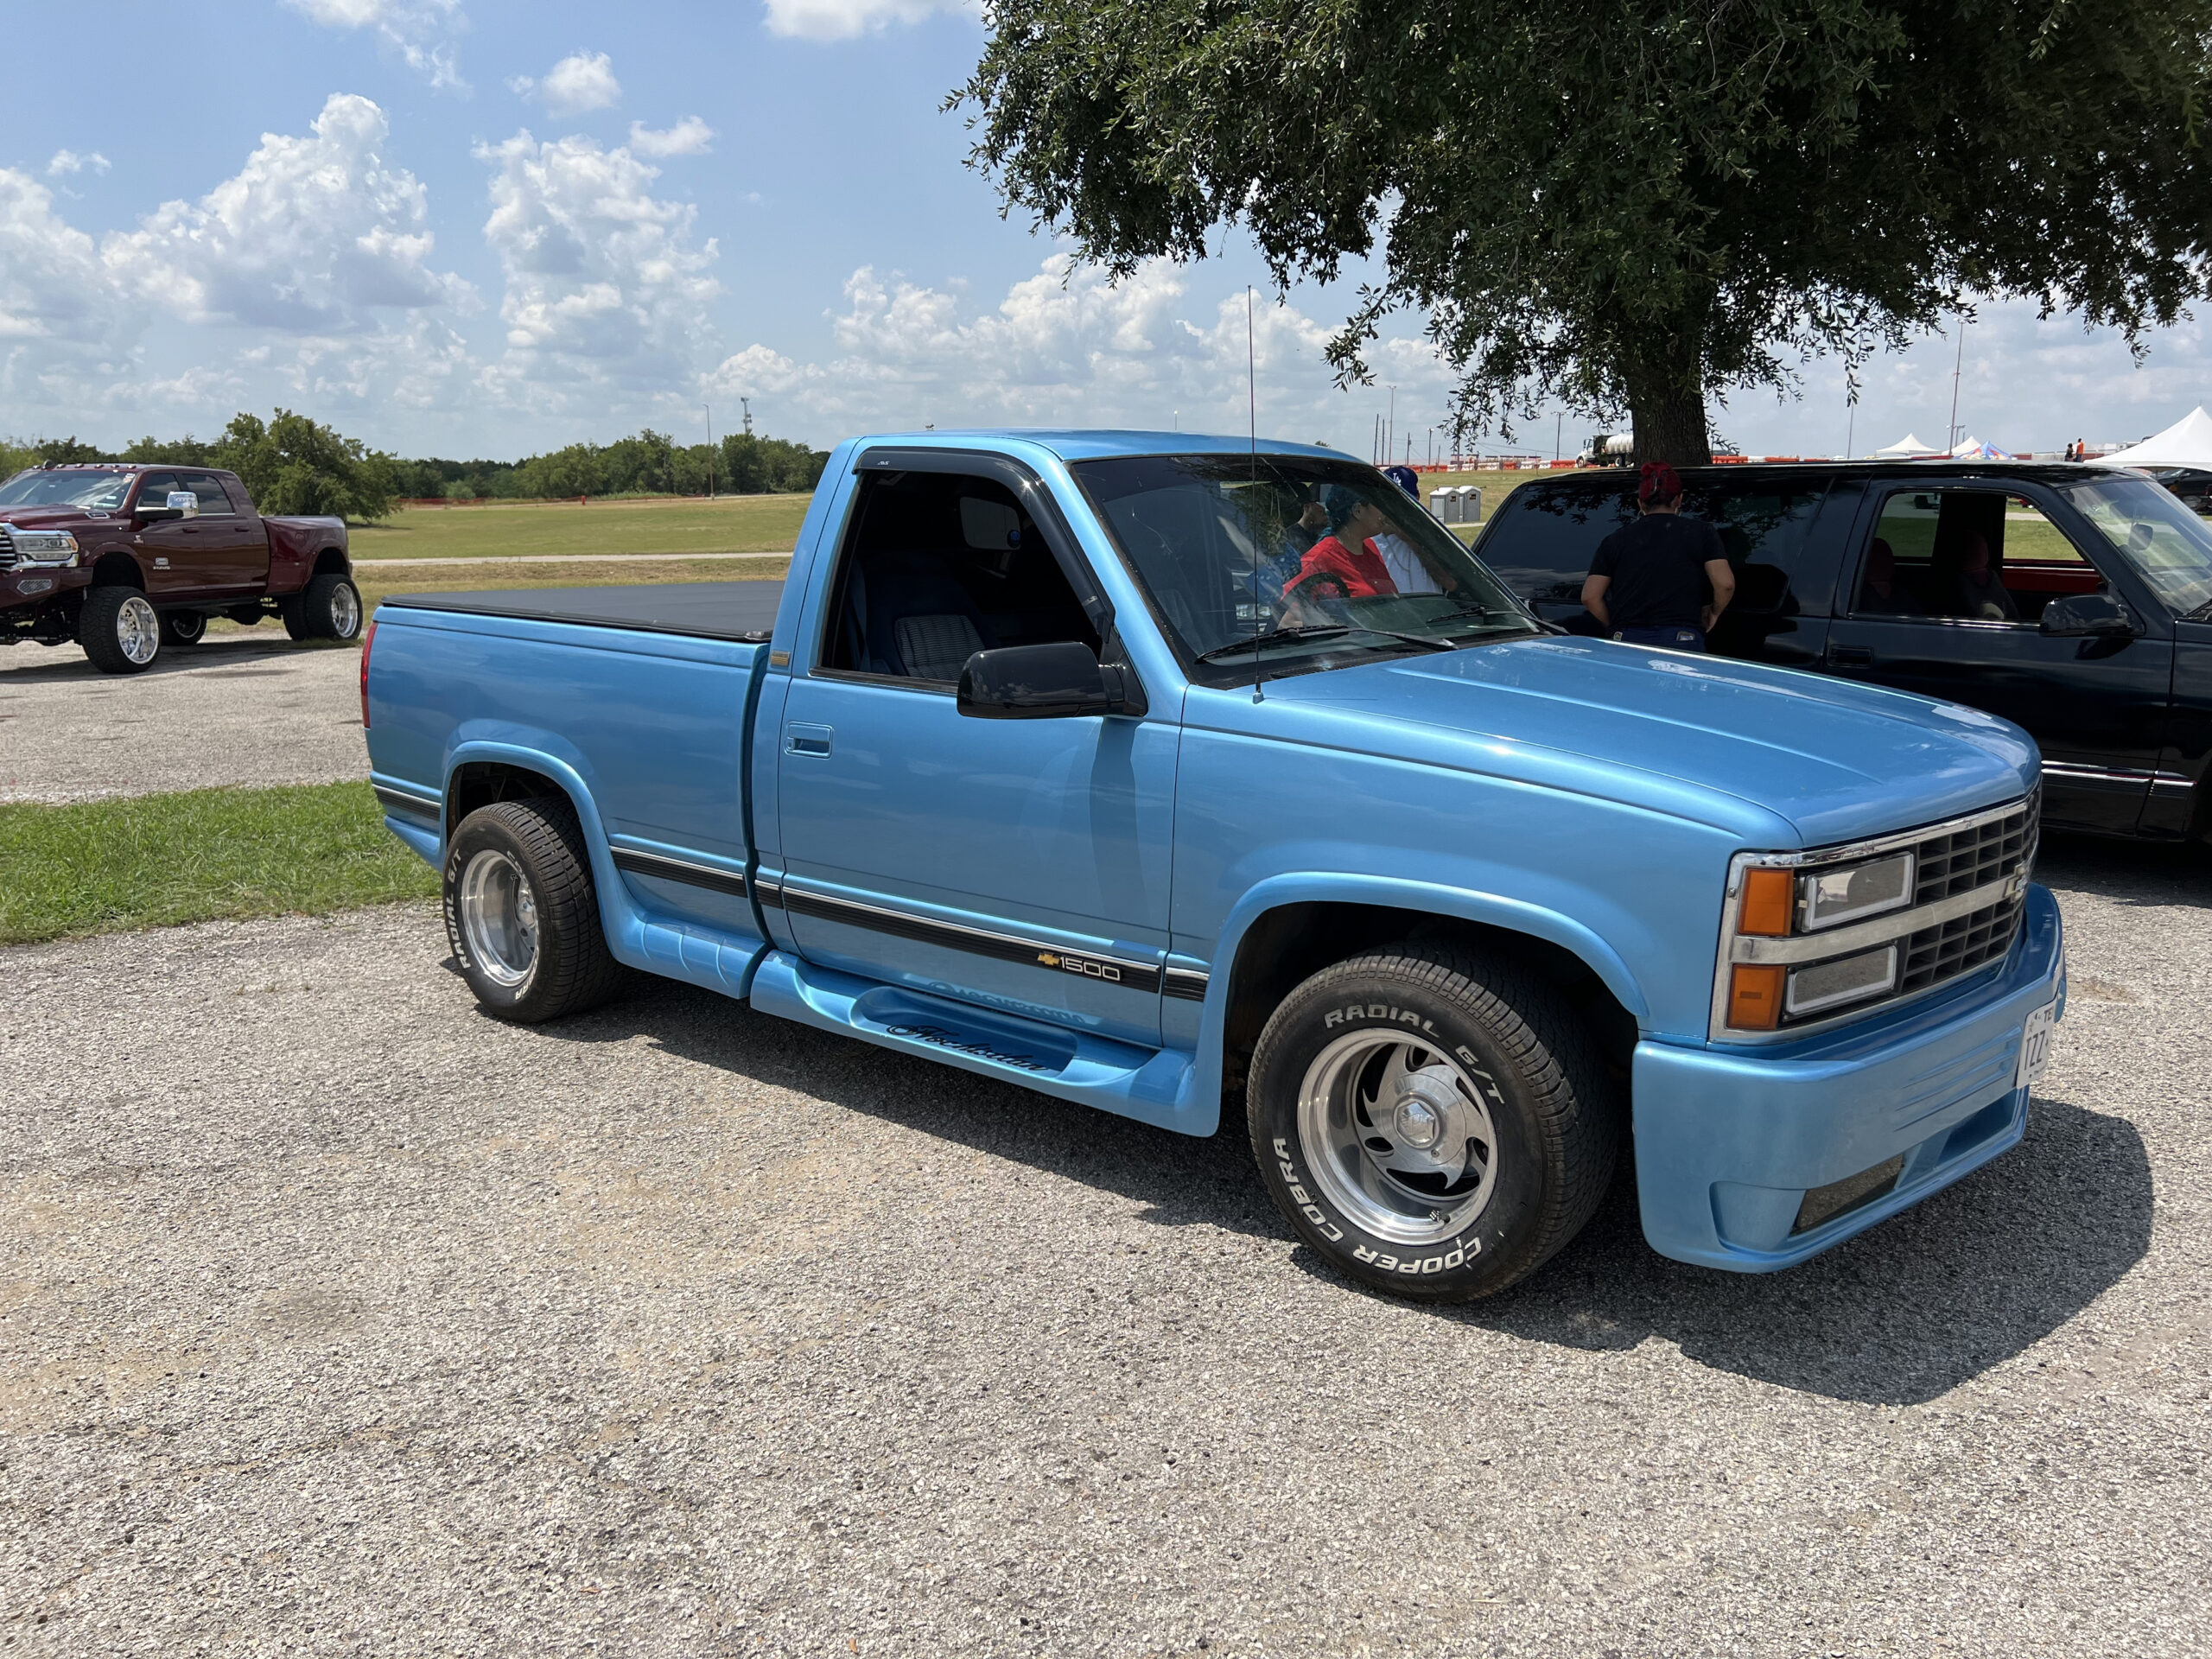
[1420, 602, 1539, 632]
[1192, 625, 1458, 665]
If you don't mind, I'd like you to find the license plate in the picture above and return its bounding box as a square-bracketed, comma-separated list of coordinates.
[2014, 1000, 2058, 1093]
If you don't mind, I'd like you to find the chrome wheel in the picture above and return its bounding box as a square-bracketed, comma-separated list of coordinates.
[458, 849, 538, 988]
[1297, 1032, 1500, 1246]
[116, 594, 159, 665]
[328, 581, 361, 639]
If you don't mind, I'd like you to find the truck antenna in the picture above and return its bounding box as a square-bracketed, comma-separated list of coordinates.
[1248, 285, 1265, 703]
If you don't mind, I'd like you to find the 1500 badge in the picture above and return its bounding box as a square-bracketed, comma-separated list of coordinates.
[1038, 950, 1122, 982]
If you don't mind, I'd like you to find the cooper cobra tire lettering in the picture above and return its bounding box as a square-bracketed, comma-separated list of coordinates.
[1246, 942, 1619, 1302]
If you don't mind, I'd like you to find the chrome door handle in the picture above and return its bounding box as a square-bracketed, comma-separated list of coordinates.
[785, 721, 833, 757]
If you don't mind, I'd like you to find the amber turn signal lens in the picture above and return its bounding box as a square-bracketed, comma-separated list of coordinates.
[1727, 963, 1787, 1031]
[1738, 868, 1795, 937]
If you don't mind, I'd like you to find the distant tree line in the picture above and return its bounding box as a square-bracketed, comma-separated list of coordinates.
[1, 415, 827, 521]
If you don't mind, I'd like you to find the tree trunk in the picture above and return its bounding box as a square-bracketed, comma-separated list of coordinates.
[1625, 369, 1713, 467]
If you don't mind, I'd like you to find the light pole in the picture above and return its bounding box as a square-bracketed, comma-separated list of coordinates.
[1947, 315, 1967, 453]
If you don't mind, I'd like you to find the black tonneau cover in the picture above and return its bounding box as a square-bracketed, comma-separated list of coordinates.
[382, 581, 784, 642]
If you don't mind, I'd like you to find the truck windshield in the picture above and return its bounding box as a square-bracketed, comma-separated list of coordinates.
[2060, 474, 2212, 618]
[1071, 454, 1538, 685]
[0, 469, 135, 512]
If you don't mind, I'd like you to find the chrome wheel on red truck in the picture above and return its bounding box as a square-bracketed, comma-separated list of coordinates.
[77, 586, 162, 674]
[1249, 944, 1620, 1301]
[442, 798, 622, 1023]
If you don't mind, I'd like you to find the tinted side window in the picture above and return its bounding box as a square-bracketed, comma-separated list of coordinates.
[178, 472, 235, 515]
[1681, 482, 1835, 618]
[133, 472, 181, 510]
[819, 469, 1097, 683]
[1474, 483, 1637, 608]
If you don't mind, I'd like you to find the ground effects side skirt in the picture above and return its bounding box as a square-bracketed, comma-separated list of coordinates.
[775, 884, 1166, 995]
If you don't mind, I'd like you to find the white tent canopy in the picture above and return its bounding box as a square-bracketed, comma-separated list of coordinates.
[1872, 433, 1935, 457]
[2089, 406, 2212, 469]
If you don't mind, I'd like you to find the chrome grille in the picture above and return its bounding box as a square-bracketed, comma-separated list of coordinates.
[1899, 897, 2024, 994]
[1910, 791, 2038, 905]
[1714, 790, 2041, 1043]
[0, 527, 15, 567]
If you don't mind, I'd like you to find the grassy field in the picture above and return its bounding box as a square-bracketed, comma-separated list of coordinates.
[348, 493, 811, 562]
[0, 782, 438, 945]
[354, 554, 792, 614]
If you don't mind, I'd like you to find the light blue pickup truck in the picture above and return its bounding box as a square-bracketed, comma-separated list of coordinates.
[363, 431, 2065, 1300]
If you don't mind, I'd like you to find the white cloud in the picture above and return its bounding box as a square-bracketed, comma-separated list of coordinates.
[476, 127, 720, 409]
[101, 93, 472, 333]
[762, 0, 976, 41]
[702, 254, 1439, 443]
[527, 51, 621, 117]
[47, 149, 111, 178]
[284, 0, 467, 90]
[0, 169, 141, 409]
[627, 118, 715, 158]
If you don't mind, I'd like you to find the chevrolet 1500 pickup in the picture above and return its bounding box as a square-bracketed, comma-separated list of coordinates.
[362, 430, 2066, 1300]
[0, 462, 361, 672]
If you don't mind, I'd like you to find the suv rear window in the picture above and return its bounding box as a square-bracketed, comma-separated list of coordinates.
[1475, 474, 1836, 634]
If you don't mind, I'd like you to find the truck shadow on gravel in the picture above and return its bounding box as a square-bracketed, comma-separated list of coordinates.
[1417, 1093, 2154, 1406]
[537, 979, 2151, 1409]
[2037, 830, 2212, 912]
[0, 635, 352, 683]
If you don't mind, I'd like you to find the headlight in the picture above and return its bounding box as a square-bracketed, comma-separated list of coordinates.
[4, 524, 79, 566]
[1726, 852, 1924, 1030]
[1733, 852, 1916, 938]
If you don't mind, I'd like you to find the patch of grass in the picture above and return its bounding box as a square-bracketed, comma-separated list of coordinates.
[0, 782, 437, 945]
[348, 494, 811, 562]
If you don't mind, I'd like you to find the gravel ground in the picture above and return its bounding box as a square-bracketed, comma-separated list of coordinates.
[0, 634, 364, 804]
[1, 839, 2206, 1656]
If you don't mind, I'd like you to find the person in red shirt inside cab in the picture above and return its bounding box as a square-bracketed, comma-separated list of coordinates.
[1284, 486, 1399, 618]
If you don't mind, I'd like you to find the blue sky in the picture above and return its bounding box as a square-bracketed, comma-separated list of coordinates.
[3, 0, 2209, 461]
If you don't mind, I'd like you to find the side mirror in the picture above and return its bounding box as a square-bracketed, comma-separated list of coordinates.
[957, 641, 1135, 719]
[2040, 591, 2137, 638]
[166, 491, 200, 519]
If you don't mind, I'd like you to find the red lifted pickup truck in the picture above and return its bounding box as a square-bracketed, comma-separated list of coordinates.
[0, 462, 362, 673]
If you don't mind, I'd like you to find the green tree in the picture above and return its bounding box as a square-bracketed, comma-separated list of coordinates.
[959, 2, 2212, 462]
[212, 410, 399, 520]
[121, 435, 214, 466]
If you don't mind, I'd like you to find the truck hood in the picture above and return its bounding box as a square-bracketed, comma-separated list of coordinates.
[0, 505, 98, 527]
[1224, 636, 2038, 849]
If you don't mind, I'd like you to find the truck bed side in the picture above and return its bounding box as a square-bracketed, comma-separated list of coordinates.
[263, 513, 348, 595]
[365, 580, 781, 995]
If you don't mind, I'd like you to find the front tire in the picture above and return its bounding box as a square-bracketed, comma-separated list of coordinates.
[283, 572, 363, 641]
[160, 609, 207, 647]
[77, 586, 162, 674]
[1248, 943, 1619, 1301]
[442, 798, 621, 1023]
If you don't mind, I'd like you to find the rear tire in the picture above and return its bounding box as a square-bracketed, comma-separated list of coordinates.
[442, 798, 621, 1023]
[1247, 942, 1619, 1301]
[77, 586, 161, 674]
[283, 572, 363, 641]
[159, 609, 207, 647]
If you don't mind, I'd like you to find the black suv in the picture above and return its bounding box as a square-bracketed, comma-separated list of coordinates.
[1470, 461, 2212, 840]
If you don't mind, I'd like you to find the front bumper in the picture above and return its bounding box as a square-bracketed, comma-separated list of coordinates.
[1633, 882, 2065, 1270]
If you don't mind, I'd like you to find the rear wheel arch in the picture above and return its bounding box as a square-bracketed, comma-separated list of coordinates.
[311, 546, 350, 578]
[444, 760, 576, 847]
[1217, 899, 1640, 1106]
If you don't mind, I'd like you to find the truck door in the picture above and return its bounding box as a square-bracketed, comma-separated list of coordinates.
[130, 472, 221, 600]
[1822, 484, 2175, 834]
[188, 472, 267, 591]
[772, 453, 1176, 1049]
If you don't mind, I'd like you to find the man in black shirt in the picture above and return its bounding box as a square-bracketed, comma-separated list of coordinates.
[1580, 461, 1736, 650]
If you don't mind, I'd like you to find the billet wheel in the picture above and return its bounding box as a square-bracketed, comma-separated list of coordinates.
[159, 609, 207, 647]
[1248, 943, 1619, 1301]
[283, 572, 363, 641]
[442, 798, 621, 1022]
[77, 586, 162, 674]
